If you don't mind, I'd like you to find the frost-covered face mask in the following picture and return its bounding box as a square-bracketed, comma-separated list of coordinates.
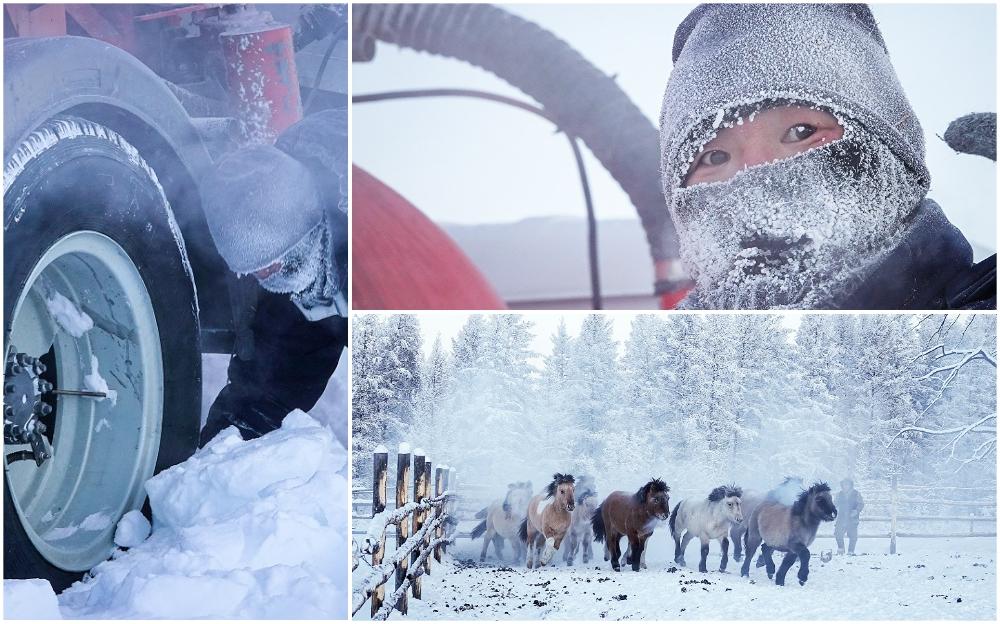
[671, 116, 925, 309]
[257, 221, 329, 296]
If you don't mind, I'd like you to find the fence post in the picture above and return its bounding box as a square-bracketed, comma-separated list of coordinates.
[423, 460, 433, 575]
[889, 475, 898, 555]
[434, 466, 444, 563]
[371, 448, 389, 618]
[395, 445, 411, 614]
[441, 467, 452, 555]
[412, 451, 427, 600]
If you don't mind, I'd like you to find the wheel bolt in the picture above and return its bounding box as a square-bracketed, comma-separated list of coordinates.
[4, 383, 14, 394]
[39, 403, 52, 416]
[33, 362, 46, 375]
[10, 365, 22, 375]
[4, 405, 13, 419]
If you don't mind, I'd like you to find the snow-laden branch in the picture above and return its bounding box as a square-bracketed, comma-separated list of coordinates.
[371, 535, 454, 621]
[888, 413, 997, 472]
[352, 494, 454, 616]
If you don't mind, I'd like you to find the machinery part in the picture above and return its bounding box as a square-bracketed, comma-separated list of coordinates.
[218, 5, 303, 143]
[3, 347, 53, 467]
[352, 165, 506, 310]
[352, 3, 681, 267]
[944, 112, 997, 162]
[4, 36, 236, 353]
[3, 116, 201, 590]
[354, 88, 603, 308]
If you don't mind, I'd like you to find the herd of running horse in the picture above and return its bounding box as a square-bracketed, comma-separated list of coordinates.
[470, 474, 839, 587]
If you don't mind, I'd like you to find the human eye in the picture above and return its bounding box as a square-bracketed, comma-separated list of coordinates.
[696, 149, 731, 167]
[782, 123, 817, 143]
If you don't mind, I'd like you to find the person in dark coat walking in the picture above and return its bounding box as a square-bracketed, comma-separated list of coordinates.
[659, 3, 996, 310]
[197, 108, 348, 445]
[834, 478, 865, 555]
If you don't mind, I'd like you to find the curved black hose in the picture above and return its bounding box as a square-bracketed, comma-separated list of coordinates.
[354, 88, 603, 309]
[352, 3, 679, 264]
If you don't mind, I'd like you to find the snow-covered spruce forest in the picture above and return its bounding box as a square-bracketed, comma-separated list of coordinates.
[351, 314, 995, 492]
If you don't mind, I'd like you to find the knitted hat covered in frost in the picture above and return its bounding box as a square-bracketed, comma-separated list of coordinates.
[659, 3, 929, 204]
[201, 144, 323, 275]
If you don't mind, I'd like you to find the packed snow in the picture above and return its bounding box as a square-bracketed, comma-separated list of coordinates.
[4, 580, 63, 620]
[44, 292, 93, 338]
[393, 533, 995, 620]
[83, 355, 118, 406]
[7, 410, 347, 619]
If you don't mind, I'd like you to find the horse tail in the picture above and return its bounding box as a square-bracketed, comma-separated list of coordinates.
[518, 518, 529, 543]
[591, 505, 606, 543]
[669, 500, 681, 538]
[471, 518, 487, 540]
[475, 506, 489, 519]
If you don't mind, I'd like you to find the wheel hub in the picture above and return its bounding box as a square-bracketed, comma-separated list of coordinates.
[3, 345, 53, 466]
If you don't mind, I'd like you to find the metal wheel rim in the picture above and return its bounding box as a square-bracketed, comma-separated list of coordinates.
[5, 230, 163, 571]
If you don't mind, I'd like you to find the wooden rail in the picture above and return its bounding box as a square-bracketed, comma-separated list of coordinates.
[352, 447, 457, 620]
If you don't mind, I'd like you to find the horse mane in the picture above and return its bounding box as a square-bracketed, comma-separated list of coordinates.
[545, 473, 575, 499]
[634, 478, 669, 504]
[707, 484, 743, 502]
[577, 488, 597, 504]
[792, 481, 831, 516]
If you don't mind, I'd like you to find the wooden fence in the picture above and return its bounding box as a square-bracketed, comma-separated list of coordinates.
[352, 447, 457, 620]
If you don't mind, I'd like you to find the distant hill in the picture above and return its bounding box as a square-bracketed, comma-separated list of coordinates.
[441, 217, 657, 308]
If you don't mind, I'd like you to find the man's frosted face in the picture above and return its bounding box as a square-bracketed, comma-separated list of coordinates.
[684, 105, 844, 187]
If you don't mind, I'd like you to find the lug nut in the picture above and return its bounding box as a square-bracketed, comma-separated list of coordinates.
[4, 405, 13, 419]
[10, 364, 22, 375]
[35, 422, 47, 434]
[33, 362, 46, 375]
[16, 354, 30, 366]
[39, 403, 52, 416]
[4, 383, 15, 394]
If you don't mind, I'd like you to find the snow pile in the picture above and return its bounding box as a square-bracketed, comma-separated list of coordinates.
[4, 579, 62, 620]
[45, 292, 93, 337]
[113, 510, 150, 549]
[57, 410, 347, 619]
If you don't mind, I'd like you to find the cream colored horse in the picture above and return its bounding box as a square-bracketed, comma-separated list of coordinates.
[519, 474, 576, 568]
[470, 481, 533, 563]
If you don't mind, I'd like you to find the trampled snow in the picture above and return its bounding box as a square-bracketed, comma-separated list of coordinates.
[4, 579, 62, 619]
[392, 527, 996, 620]
[17, 410, 351, 619]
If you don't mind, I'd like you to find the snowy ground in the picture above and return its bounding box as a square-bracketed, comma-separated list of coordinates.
[5, 353, 348, 619]
[375, 529, 995, 620]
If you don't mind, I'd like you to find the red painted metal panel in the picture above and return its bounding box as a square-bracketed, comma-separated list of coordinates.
[352, 166, 507, 310]
[221, 17, 302, 144]
[6, 4, 67, 37]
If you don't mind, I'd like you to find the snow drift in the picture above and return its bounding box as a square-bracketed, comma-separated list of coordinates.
[6, 410, 347, 619]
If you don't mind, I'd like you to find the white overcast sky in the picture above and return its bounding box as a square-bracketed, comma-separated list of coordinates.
[353, 3, 997, 257]
[416, 311, 803, 358]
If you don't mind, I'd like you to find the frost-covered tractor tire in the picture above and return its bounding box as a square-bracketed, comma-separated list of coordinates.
[3, 117, 201, 591]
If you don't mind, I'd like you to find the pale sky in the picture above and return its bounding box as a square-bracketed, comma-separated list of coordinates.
[415, 311, 805, 358]
[353, 3, 997, 257]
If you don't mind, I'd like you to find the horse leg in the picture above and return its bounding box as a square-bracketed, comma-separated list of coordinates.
[493, 534, 505, 559]
[763, 545, 776, 579]
[796, 547, 811, 586]
[631, 535, 649, 573]
[673, 530, 684, 565]
[480, 525, 494, 561]
[641, 542, 648, 569]
[583, 532, 593, 564]
[678, 531, 695, 567]
[731, 525, 744, 562]
[525, 525, 536, 569]
[698, 536, 710, 573]
[603, 541, 610, 562]
[540, 535, 558, 566]
[740, 531, 762, 577]
[774, 550, 797, 586]
[564, 532, 575, 566]
[720, 536, 730, 572]
[609, 533, 623, 572]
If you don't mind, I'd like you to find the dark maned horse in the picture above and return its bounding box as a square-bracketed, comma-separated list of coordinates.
[732, 476, 804, 564]
[592, 478, 670, 572]
[741, 482, 837, 586]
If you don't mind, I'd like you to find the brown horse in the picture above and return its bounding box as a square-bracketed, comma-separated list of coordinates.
[518, 474, 576, 568]
[741, 482, 837, 586]
[592, 478, 670, 572]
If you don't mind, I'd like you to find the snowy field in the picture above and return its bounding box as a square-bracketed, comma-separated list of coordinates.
[5, 354, 349, 619]
[381, 531, 996, 620]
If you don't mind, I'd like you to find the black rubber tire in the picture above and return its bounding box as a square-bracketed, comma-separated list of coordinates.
[3, 117, 201, 591]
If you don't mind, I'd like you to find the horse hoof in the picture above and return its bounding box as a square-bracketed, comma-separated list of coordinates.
[699, 566, 708, 573]
[799, 580, 806, 586]
[767, 573, 774, 580]
[734, 555, 742, 562]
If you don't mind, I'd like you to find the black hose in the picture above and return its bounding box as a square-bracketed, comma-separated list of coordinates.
[352, 3, 679, 264]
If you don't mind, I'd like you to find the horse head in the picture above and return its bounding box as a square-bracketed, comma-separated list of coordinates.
[546, 473, 576, 512]
[794, 482, 837, 523]
[708, 484, 744, 524]
[637, 478, 671, 520]
[506, 481, 533, 515]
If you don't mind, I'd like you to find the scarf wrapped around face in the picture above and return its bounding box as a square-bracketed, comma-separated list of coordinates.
[671, 116, 925, 309]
